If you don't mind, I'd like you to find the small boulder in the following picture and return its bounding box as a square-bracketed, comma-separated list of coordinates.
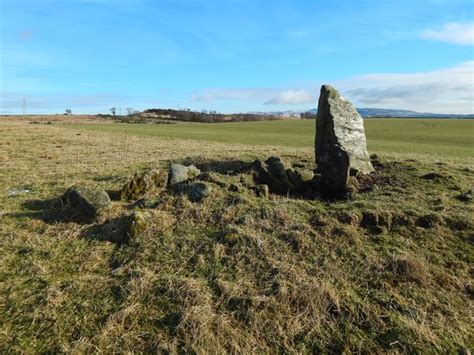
[188, 182, 211, 202]
[61, 186, 111, 220]
[131, 197, 162, 209]
[126, 210, 153, 238]
[169, 164, 201, 185]
[265, 156, 291, 180]
[103, 210, 174, 243]
[120, 169, 167, 201]
[287, 168, 314, 192]
[253, 157, 293, 194]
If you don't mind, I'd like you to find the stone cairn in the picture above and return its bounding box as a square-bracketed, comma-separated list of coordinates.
[57, 84, 374, 236]
[315, 84, 373, 198]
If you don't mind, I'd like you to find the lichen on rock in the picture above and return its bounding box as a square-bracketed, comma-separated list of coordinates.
[120, 168, 168, 201]
[315, 85, 373, 198]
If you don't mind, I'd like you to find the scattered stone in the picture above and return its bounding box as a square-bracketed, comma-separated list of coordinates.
[253, 157, 294, 194]
[315, 85, 373, 198]
[98, 210, 174, 243]
[188, 182, 211, 202]
[60, 186, 111, 219]
[125, 210, 153, 239]
[169, 164, 201, 185]
[253, 157, 318, 196]
[199, 172, 227, 187]
[265, 156, 291, 179]
[89, 211, 152, 245]
[132, 197, 162, 209]
[458, 188, 473, 202]
[252, 184, 269, 198]
[296, 169, 315, 182]
[287, 168, 314, 192]
[120, 169, 168, 201]
[94, 216, 131, 244]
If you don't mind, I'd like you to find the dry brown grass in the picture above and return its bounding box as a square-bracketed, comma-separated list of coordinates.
[0, 114, 112, 124]
[0, 121, 473, 353]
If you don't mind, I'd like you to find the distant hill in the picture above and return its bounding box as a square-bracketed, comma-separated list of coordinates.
[356, 108, 474, 118]
[247, 111, 302, 118]
[120, 107, 473, 124]
[125, 108, 282, 123]
[253, 108, 474, 118]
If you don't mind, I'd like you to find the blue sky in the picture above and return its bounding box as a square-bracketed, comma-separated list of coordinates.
[1, 0, 473, 114]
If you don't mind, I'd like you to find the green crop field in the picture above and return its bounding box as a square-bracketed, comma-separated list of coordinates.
[71, 119, 474, 160]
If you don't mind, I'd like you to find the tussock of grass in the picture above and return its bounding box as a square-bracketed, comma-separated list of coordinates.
[0, 122, 473, 352]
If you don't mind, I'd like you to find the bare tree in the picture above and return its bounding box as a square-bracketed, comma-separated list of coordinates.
[126, 107, 137, 116]
[110, 107, 117, 116]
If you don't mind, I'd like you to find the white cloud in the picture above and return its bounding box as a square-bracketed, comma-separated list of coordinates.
[8, 62, 471, 114]
[191, 88, 275, 102]
[264, 89, 314, 105]
[0, 91, 161, 114]
[422, 22, 474, 45]
[190, 62, 474, 113]
[338, 61, 474, 114]
[191, 88, 315, 106]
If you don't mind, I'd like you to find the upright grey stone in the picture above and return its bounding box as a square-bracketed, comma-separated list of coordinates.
[315, 85, 373, 198]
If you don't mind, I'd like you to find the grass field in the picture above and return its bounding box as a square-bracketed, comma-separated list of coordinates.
[1, 118, 473, 353]
[70, 118, 474, 160]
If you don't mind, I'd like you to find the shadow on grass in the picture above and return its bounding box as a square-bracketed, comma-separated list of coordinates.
[92, 174, 122, 182]
[12, 197, 95, 224]
[80, 216, 131, 244]
[106, 189, 121, 201]
[178, 158, 255, 175]
[12, 198, 132, 244]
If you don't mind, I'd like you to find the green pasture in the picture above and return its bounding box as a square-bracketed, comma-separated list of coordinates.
[70, 119, 474, 159]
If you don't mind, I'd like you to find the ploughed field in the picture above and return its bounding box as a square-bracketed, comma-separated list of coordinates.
[0, 118, 473, 353]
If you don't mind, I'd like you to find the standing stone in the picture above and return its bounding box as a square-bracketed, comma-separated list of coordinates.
[315, 85, 373, 198]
